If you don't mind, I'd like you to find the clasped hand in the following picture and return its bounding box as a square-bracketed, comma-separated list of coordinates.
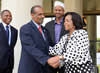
[47, 56, 60, 68]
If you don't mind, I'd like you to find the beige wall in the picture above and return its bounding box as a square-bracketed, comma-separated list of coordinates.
[96, 0, 100, 10]
[64, 0, 83, 16]
[1, 0, 43, 73]
[83, 0, 96, 11]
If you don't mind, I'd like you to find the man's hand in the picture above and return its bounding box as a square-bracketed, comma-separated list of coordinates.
[47, 56, 60, 68]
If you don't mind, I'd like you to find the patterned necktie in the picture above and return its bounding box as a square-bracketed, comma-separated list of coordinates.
[6, 25, 9, 43]
[39, 25, 42, 34]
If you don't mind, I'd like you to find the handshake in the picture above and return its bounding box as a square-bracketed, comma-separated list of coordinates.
[47, 56, 64, 68]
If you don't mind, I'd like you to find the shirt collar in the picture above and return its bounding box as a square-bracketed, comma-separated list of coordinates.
[2, 21, 10, 30]
[32, 20, 41, 29]
[54, 17, 63, 24]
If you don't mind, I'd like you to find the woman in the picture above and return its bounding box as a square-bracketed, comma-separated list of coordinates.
[49, 12, 93, 73]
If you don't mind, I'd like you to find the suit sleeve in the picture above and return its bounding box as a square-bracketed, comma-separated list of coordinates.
[20, 26, 50, 66]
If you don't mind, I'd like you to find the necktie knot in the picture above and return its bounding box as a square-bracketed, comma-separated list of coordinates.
[6, 25, 9, 29]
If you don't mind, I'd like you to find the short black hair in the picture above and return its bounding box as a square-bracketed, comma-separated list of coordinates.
[31, 5, 42, 14]
[63, 12, 83, 30]
[0, 9, 11, 16]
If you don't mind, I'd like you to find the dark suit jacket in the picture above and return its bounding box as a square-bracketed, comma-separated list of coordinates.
[45, 20, 69, 46]
[0, 23, 18, 69]
[18, 21, 50, 73]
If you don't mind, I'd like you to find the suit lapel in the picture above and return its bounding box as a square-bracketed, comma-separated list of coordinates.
[30, 21, 46, 44]
[60, 22, 65, 38]
[41, 26, 49, 45]
[10, 26, 14, 47]
[0, 23, 8, 41]
[52, 20, 55, 44]
[0, 23, 9, 46]
[0, 23, 6, 35]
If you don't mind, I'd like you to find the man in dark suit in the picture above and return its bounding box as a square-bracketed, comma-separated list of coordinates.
[45, 1, 68, 73]
[18, 5, 60, 73]
[0, 10, 18, 73]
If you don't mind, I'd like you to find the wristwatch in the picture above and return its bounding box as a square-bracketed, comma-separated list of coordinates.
[59, 56, 63, 60]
